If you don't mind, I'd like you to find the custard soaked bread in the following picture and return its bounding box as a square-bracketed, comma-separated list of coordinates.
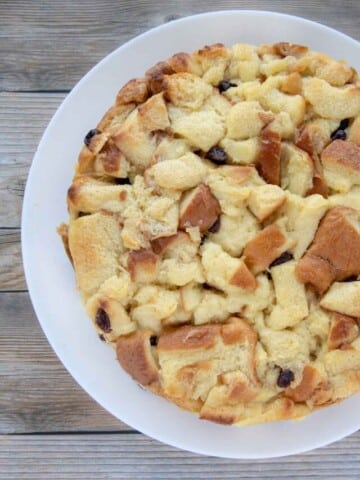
[59, 42, 360, 426]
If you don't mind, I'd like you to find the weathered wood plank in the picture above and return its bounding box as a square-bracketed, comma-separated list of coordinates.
[0, 229, 25, 290]
[0, 432, 359, 479]
[0, 92, 66, 228]
[0, 292, 130, 433]
[1, 0, 359, 91]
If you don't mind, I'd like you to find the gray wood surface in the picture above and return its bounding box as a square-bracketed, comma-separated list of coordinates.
[1, 432, 360, 479]
[1, 0, 359, 477]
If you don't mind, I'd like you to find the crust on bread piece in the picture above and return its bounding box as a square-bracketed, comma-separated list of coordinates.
[296, 207, 360, 294]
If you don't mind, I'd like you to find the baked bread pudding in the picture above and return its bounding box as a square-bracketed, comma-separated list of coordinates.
[58, 42, 360, 426]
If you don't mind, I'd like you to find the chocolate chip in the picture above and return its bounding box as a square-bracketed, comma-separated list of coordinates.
[95, 308, 111, 333]
[115, 177, 131, 185]
[218, 80, 237, 93]
[277, 369, 295, 388]
[330, 129, 347, 141]
[269, 251, 293, 268]
[206, 146, 228, 164]
[84, 128, 100, 147]
[99, 334, 106, 342]
[208, 217, 221, 233]
[150, 335, 158, 346]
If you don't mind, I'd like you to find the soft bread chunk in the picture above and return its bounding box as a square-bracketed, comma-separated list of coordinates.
[247, 185, 286, 221]
[127, 249, 159, 283]
[267, 261, 308, 330]
[220, 137, 259, 165]
[320, 282, 360, 317]
[296, 207, 360, 294]
[281, 72, 302, 95]
[280, 192, 329, 259]
[226, 101, 273, 140]
[327, 313, 359, 350]
[179, 184, 221, 232]
[256, 128, 281, 185]
[68, 213, 123, 300]
[171, 110, 225, 151]
[136, 93, 170, 132]
[259, 88, 306, 126]
[206, 166, 265, 216]
[116, 78, 149, 105]
[281, 143, 314, 196]
[162, 72, 213, 109]
[131, 286, 180, 332]
[110, 109, 157, 170]
[243, 224, 289, 274]
[152, 231, 198, 261]
[86, 273, 137, 341]
[116, 330, 159, 386]
[158, 318, 258, 406]
[295, 123, 330, 196]
[294, 51, 354, 86]
[273, 42, 308, 57]
[303, 78, 360, 119]
[328, 187, 360, 212]
[201, 242, 257, 292]
[285, 365, 331, 404]
[209, 209, 260, 256]
[321, 140, 360, 192]
[94, 140, 130, 178]
[67, 176, 133, 215]
[227, 43, 260, 81]
[260, 328, 310, 373]
[147, 152, 208, 190]
[194, 43, 230, 85]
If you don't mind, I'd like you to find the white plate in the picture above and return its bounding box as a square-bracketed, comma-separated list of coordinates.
[22, 10, 360, 459]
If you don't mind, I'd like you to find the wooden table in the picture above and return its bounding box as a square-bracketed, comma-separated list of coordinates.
[1, 1, 359, 477]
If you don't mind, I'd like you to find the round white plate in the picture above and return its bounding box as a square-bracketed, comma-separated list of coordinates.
[22, 10, 360, 459]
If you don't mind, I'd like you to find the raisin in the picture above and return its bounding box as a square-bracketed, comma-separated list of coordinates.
[150, 335, 158, 346]
[277, 369, 295, 388]
[330, 119, 349, 141]
[218, 80, 237, 93]
[269, 251, 293, 268]
[115, 177, 131, 185]
[84, 128, 100, 147]
[95, 308, 111, 333]
[206, 146, 228, 164]
[339, 118, 350, 130]
[208, 217, 221, 233]
[330, 129, 346, 141]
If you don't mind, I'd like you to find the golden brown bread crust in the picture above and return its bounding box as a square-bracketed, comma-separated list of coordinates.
[60, 41, 360, 427]
[296, 207, 360, 294]
[116, 330, 159, 385]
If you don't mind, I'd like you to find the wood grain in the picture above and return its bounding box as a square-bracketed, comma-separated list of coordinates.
[0, 92, 65, 228]
[0, 292, 129, 433]
[1, 0, 359, 91]
[1, 432, 360, 479]
[0, 229, 25, 291]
